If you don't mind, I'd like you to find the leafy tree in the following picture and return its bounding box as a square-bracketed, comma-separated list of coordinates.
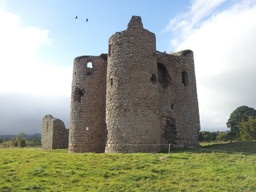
[11, 138, 18, 147]
[15, 132, 26, 147]
[210, 132, 218, 141]
[216, 132, 229, 141]
[198, 132, 204, 142]
[200, 131, 217, 142]
[200, 131, 211, 141]
[18, 139, 26, 147]
[239, 116, 256, 141]
[226, 106, 256, 140]
[16, 132, 25, 141]
[0, 138, 3, 144]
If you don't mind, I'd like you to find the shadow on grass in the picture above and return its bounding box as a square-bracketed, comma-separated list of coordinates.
[170, 141, 256, 155]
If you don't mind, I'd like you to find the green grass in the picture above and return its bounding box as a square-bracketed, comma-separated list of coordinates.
[1, 142, 256, 191]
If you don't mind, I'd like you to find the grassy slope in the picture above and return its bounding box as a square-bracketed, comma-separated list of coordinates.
[0, 141, 256, 192]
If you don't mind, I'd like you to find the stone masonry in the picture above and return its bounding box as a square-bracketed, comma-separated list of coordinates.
[67, 16, 201, 153]
[105, 16, 160, 152]
[69, 56, 107, 153]
[41, 115, 69, 150]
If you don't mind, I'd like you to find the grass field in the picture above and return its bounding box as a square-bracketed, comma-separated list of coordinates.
[0, 141, 256, 191]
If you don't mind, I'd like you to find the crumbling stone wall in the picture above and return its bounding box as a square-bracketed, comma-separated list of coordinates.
[156, 50, 200, 150]
[41, 115, 69, 150]
[68, 15, 200, 153]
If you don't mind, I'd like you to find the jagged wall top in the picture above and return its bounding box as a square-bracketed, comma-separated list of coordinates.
[127, 16, 143, 29]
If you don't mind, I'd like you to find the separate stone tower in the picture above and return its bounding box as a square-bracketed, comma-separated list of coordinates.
[69, 55, 107, 153]
[41, 115, 69, 150]
[105, 16, 160, 152]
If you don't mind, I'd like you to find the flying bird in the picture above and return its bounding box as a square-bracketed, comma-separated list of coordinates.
[75, 16, 88, 22]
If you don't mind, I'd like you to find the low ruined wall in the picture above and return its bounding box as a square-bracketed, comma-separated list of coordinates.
[41, 115, 69, 150]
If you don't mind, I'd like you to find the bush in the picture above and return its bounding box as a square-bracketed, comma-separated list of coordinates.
[18, 139, 26, 148]
[200, 131, 217, 142]
[216, 132, 229, 141]
[26, 139, 41, 147]
[1, 141, 13, 148]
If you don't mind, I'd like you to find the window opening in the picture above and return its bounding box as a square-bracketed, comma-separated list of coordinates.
[182, 71, 189, 86]
[87, 62, 93, 68]
[157, 63, 171, 88]
[73, 87, 84, 102]
[150, 74, 156, 83]
[110, 78, 113, 87]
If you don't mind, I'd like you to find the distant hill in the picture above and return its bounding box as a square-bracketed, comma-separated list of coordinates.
[0, 133, 41, 141]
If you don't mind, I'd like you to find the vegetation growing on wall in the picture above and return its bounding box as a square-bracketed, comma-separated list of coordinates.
[99, 53, 108, 61]
[173, 49, 193, 57]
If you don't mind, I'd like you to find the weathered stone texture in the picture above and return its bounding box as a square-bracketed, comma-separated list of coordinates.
[156, 51, 200, 150]
[68, 15, 200, 153]
[41, 114, 69, 150]
[105, 16, 160, 152]
[69, 56, 107, 153]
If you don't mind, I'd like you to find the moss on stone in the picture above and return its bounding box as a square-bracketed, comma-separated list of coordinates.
[75, 55, 90, 62]
[177, 50, 193, 56]
[99, 53, 108, 61]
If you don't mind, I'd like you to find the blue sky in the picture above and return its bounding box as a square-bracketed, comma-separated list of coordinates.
[1, 0, 256, 134]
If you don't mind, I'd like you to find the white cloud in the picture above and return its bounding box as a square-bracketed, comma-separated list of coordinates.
[163, 0, 227, 47]
[165, 0, 256, 131]
[0, 8, 72, 134]
[0, 0, 6, 8]
[0, 9, 72, 95]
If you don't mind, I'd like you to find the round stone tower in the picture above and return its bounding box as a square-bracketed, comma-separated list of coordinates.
[105, 16, 160, 152]
[69, 55, 107, 153]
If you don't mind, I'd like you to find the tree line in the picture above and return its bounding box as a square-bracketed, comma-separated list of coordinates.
[199, 131, 230, 142]
[0, 132, 41, 148]
[200, 105, 256, 142]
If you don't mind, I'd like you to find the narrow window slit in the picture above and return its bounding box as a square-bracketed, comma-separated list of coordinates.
[182, 71, 189, 86]
[110, 78, 113, 87]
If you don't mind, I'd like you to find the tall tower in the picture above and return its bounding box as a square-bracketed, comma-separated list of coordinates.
[105, 16, 161, 152]
[69, 56, 107, 153]
[156, 50, 200, 149]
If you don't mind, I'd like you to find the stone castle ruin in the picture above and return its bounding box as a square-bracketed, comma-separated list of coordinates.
[42, 16, 200, 153]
